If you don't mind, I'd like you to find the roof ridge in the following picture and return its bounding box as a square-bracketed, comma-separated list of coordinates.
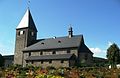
[23, 35, 83, 51]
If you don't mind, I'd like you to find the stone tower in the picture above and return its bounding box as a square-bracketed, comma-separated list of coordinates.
[14, 8, 37, 65]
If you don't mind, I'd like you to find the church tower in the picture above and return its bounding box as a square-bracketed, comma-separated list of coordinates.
[14, 8, 37, 65]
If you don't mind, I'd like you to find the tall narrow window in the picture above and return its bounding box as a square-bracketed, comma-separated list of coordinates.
[18, 31, 20, 36]
[61, 60, 64, 63]
[29, 52, 31, 56]
[40, 52, 43, 55]
[41, 61, 43, 64]
[26, 61, 28, 63]
[31, 61, 34, 64]
[31, 32, 34, 36]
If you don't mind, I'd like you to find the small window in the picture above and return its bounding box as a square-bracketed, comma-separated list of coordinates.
[31, 61, 34, 64]
[58, 40, 61, 43]
[29, 52, 31, 56]
[53, 51, 56, 54]
[40, 52, 43, 55]
[20, 31, 24, 35]
[26, 61, 28, 63]
[18, 32, 20, 36]
[41, 42, 44, 45]
[67, 50, 70, 53]
[49, 60, 52, 63]
[31, 32, 34, 36]
[61, 60, 64, 63]
[41, 61, 43, 64]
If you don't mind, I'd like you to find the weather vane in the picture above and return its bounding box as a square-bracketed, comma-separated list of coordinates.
[28, 0, 30, 8]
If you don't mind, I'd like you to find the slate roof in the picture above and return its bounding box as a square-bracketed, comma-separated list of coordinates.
[3, 55, 14, 60]
[23, 35, 83, 52]
[79, 43, 93, 54]
[25, 54, 75, 61]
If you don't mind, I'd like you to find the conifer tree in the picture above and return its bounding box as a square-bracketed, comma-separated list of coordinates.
[107, 43, 120, 68]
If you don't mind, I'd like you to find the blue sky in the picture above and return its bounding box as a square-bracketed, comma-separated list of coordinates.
[0, 0, 120, 58]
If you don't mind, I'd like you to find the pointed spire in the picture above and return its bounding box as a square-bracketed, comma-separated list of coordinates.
[16, 8, 37, 31]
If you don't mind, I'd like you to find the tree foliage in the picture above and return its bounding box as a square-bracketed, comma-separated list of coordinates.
[106, 43, 120, 68]
[0, 54, 4, 67]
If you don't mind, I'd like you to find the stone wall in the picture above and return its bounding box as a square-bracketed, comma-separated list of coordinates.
[27, 60, 69, 68]
[78, 52, 93, 66]
[23, 48, 78, 67]
[14, 29, 28, 65]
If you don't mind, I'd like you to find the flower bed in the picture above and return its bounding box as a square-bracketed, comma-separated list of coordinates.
[2, 65, 120, 78]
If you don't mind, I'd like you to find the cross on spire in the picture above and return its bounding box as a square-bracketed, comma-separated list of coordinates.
[68, 24, 73, 38]
[28, 0, 30, 8]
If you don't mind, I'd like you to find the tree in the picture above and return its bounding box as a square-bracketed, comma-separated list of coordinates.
[0, 54, 4, 67]
[106, 43, 120, 68]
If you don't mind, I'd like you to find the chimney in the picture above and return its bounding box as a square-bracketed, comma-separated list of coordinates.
[68, 26, 73, 38]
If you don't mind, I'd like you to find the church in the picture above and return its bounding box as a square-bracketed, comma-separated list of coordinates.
[14, 8, 93, 68]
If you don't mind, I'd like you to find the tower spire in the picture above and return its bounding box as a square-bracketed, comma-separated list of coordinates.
[16, 8, 37, 32]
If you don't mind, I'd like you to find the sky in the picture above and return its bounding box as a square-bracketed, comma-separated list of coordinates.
[0, 0, 120, 58]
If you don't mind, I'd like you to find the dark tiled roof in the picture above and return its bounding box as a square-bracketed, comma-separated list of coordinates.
[3, 55, 14, 59]
[26, 54, 75, 61]
[23, 35, 83, 51]
[79, 43, 93, 54]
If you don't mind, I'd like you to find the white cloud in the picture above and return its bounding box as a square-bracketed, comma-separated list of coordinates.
[90, 48, 102, 53]
[0, 43, 14, 56]
[90, 47, 106, 58]
[88, 41, 120, 58]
